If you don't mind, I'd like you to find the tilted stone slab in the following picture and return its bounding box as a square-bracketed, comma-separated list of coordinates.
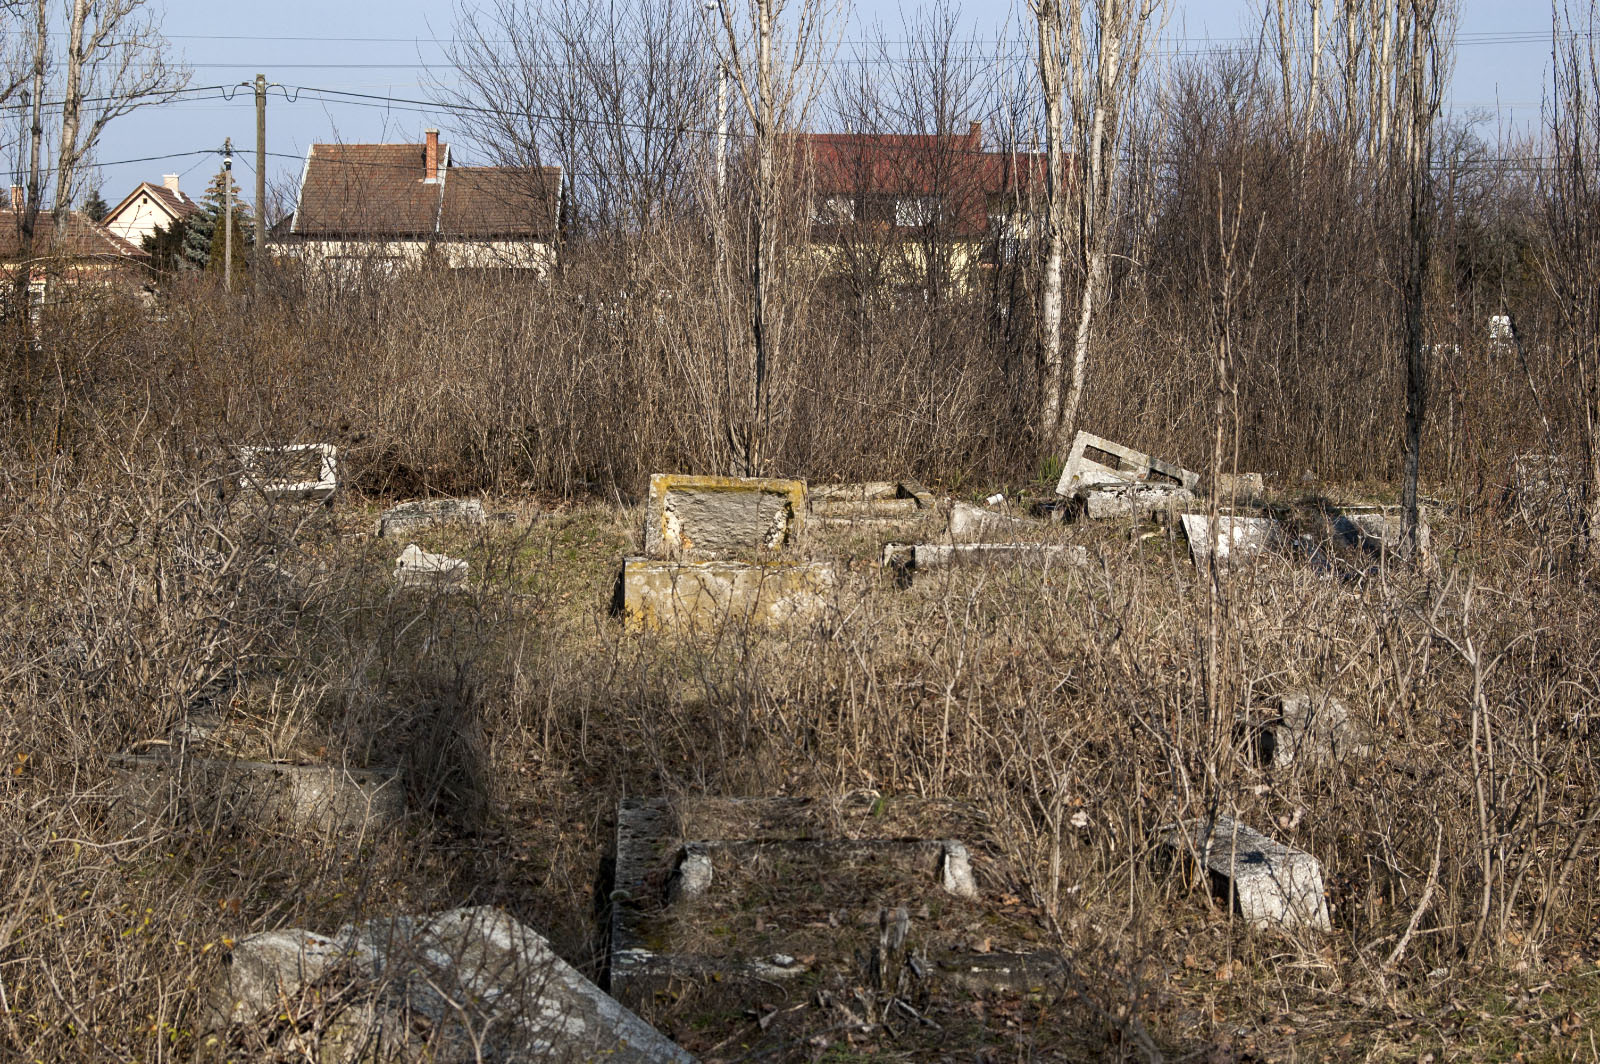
[395, 543, 470, 589]
[620, 557, 834, 630]
[1159, 816, 1330, 932]
[643, 474, 806, 561]
[237, 443, 338, 502]
[1056, 430, 1200, 496]
[1332, 505, 1430, 556]
[947, 501, 1043, 542]
[113, 752, 405, 837]
[212, 906, 693, 1063]
[1180, 513, 1284, 567]
[377, 498, 486, 538]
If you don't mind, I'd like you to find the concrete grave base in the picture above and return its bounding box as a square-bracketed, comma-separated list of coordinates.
[1332, 505, 1431, 556]
[237, 443, 338, 503]
[619, 557, 835, 630]
[610, 794, 1062, 1016]
[1158, 816, 1331, 932]
[811, 480, 937, 523]
[1056, 430, 1200, 496]
[1180, 513, 1285, 567]
[210, 906, 692, 1063]
[1079, 483, 1197, 521]
[112, 752, 405, 837]
[947, 500, 1044, 541]
[1211, 472, 1266, 504]
[884, 542, 1090, 577]
[1258, 692, 1373, 767]
[643, 474, 807, 560]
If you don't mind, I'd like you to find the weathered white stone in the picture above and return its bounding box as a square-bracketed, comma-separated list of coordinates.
[213, 906, 693, 1063]
[237, 443, 338, 502]
[886, 542, 1089, 572]
[1333, 505, 1430, 555]
[1161, 817, 1330, 932]
[941, 840, 978, 898]
[1511, 454, 1576, 525]
[1181, 513, 1284, 567]
[667, 846, 714, 904]
[1080, 483, 1196, 521]
[395, 543, 469, 589]
[376, 498, 486, 538]
[947, 501, 1040, 541]
[643, 474, 807, 560]
[620, 557, 834, 630]
[1056, 430, 1200, 495]
[1264, 693, 1373, 766]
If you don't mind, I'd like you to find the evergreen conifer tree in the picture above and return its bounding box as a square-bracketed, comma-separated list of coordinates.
[182, 167, 254, 272]
[81, 188, 108, 222]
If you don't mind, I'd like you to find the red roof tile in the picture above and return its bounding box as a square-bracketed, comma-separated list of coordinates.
[0, 209, 148, 261]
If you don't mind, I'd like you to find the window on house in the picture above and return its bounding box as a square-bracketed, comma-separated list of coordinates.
[812, 195, 855, 225]
[894, 196, 939, 228]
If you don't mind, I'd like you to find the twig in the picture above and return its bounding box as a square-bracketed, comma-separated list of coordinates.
[1385, 819, 1442, 972]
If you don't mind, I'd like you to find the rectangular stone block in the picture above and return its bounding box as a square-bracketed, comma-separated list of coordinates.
[377, 498, 486, 538]
[1056, 430, 1200, 496]
[947, 501, 1043, 542]
[1160, 816, 1330, 932]
[1180, 513, 1283, 567]
[620, 557, 834, 630]
[1080, 483, 1196, 521]
[1212, 472, 1265, 503]
[885, 542, 1089, 573]
[1332, 505, 1430, 555]
[237, 443, 338, 502]
[643, 474, 806, 561]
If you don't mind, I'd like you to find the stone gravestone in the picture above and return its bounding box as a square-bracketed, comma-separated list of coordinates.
[642, 474, 807, 561]
[394, 543, 469, 589]
[619, 556, 835, 631]
[210, 906, 693, 1063]
[1180, 513, 1283, 567]
[237, 443, 339, 502]
[377, 498, 486, 538]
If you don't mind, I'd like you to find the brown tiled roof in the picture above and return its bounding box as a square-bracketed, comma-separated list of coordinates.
[440, 166, 560, 239]
[291, 141, 560, 241]
[0, 209, 148, 261]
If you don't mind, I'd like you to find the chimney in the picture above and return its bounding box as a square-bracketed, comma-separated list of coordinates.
[968, 120, 982, 149]
[424, 129, 440, 182]
[9, 186, 21, 212]
[162, 173, 180, 195]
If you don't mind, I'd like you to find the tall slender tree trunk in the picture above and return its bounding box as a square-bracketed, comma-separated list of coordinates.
[53, 0, 92, 240]
[1036, 1, 1067, 438]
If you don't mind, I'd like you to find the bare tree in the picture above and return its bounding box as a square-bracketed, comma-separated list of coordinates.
[50, 0, 187, 239]
[1029, 0, 1163, 458]
[1548, 0, 1600, 551]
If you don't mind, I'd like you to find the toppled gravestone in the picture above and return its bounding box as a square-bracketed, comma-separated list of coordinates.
[1180, 513, 1284, 568]
[237, 443, 339, 503]
[112, 752, 404, 837]
[1509, 454, 1577, 526]
[1056, 430, 1201, 495]
[643, 474, 806, 561]
[1212, 472, 1265, 503]
[611, 795, 1061, 1024]
[1081, 482, 1197, 521]
[810, 480, 936, 522]
[1258, 692, 1373, 767]
[619, 557, 834, 630]
[394, 543, 469, 589]
[947, 500, 1043, 542]
[884, 542, 1089, 578]
[1159, 816, 1331, 932]
[209, 905, 693, 1063]
[377, 498, 486, 538]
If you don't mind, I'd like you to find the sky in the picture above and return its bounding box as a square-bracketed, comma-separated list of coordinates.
[68, 0, 1554, 217]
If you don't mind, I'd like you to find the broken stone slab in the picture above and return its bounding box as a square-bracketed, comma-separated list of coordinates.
[814, 495, 920, 519]
[376, 498, 486, 538]
[394, 543, 469, 589]
[642, 474, 807, 561]
[1331, 505, 1430, 556]
[211, 905, 693, 1063]
[237, 443, 338, 503]
[1180, 513, 1284, 567]
[884, 542, 1090, 574]
[947, 500, 1043, 541]
[1211, 472, 1265, 503]
[1159, 816, 1330, 932]
[811, 481, 899, 502]
[1079, 483, 1197, 521]
[1056, 430, 1200, 496]
[1259, 692, 1373, 767]
[619, 557, 834, 630]
[112, 752, 405, 837]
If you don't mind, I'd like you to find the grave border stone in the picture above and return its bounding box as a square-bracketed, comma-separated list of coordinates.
[237, 443, 339, 503]
[643, 474, 808, 561]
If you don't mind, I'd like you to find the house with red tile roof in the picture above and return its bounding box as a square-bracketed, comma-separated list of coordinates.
[797, 121, 1051, 290]
[103, 175, 200, 250]
[279, 130, 562, 275]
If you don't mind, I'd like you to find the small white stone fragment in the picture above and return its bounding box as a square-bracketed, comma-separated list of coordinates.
[394, 543, 469, 589]
[941, 840, 978, 898]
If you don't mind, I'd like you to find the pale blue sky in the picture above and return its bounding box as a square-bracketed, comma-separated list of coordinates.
[78, 0, 1552, 215]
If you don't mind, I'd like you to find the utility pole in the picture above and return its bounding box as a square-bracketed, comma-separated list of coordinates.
[223, 137, 233, 292]
[255, 73, 266, 295]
